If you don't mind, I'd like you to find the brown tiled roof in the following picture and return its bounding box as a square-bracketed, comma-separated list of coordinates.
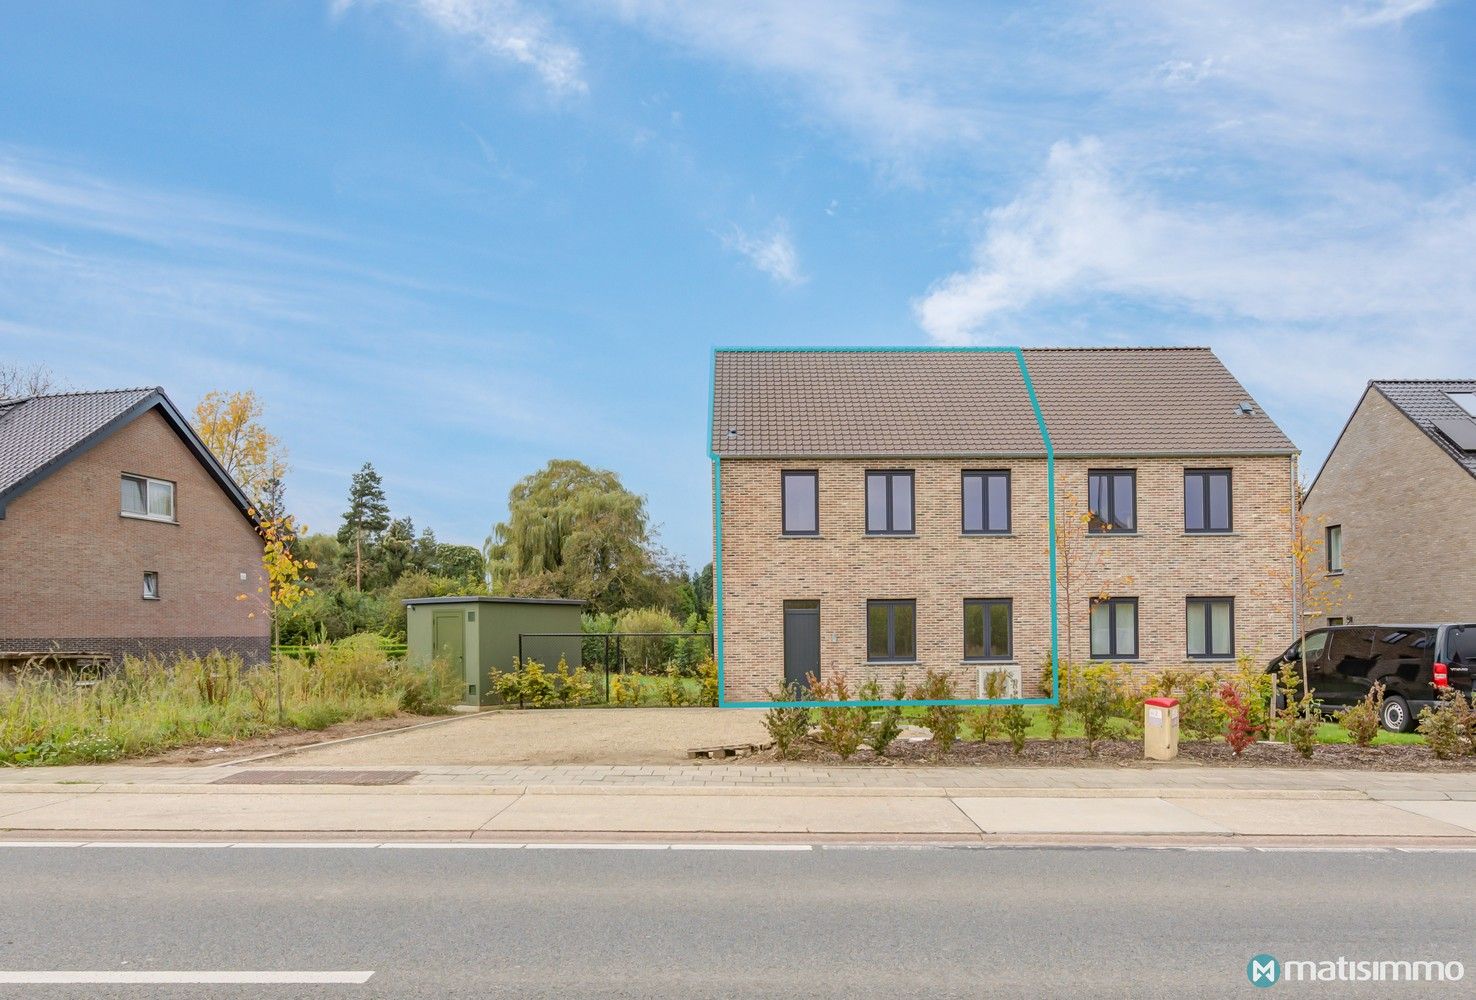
[711, 347, 1295, 457]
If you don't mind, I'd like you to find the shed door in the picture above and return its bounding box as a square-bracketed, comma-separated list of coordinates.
[783, 601, 820, 690]
[432, 611, 467, 686]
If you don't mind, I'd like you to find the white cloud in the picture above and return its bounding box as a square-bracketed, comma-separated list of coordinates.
[335, 0, 586, 96]
[721, 219, 805, 286]
[602, 0, 981, 167]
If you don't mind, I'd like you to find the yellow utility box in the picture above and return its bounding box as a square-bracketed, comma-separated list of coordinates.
[1143, 697, 1180, 761]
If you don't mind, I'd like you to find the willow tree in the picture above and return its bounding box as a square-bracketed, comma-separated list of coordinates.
[485, 459, 666, 613]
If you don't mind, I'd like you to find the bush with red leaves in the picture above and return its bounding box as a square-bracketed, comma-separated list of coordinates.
[1218, 681, 1263, 755]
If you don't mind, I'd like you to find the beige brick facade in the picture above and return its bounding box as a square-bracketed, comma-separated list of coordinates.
[716, 454, 1296, 701]
[0, 408, 269, 664]
[1302, 388, 1476, 624]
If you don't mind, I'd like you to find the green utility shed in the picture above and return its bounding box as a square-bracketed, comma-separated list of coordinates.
[403, 596, 585, 707]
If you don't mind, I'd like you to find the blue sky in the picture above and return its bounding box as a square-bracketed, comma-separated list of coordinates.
[2, 1, 1473, 569]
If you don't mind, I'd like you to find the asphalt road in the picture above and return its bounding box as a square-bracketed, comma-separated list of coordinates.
[1, 844, 1472, 999]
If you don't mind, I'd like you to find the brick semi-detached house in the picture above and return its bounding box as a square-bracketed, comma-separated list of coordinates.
[1302, 380, 1476, 625]
[710, 348, 1299, 703]
[0, 387, 268, 668]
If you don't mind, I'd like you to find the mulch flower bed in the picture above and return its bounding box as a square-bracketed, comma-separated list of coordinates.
[738, 737, 1475, 771]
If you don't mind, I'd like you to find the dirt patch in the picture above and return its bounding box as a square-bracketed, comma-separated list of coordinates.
[747, 736, 1476, 771]
[278, 707, 771, 766]
[133, 714, 453, 765]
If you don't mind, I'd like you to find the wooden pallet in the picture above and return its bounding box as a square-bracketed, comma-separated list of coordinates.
[686, 742, 774, 759]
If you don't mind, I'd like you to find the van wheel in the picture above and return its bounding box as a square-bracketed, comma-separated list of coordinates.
[1380, 696, 1412, 733]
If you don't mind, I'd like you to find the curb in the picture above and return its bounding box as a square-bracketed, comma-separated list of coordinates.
[0, 783, 1376, 800]
[215, 712, 481, 766]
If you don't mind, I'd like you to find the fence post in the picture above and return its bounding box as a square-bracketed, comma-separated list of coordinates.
[603, 634, 611, 704]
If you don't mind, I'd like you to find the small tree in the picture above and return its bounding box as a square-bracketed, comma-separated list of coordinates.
[239, 509, 315, 722]
[911, 670, 962, 759]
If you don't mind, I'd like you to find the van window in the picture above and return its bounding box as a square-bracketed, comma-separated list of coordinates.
[1449, 626, 1476, 663]
[1301, 630, 1330, 660]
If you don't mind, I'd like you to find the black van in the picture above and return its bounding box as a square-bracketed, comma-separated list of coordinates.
[1267, 623, 1476, 732]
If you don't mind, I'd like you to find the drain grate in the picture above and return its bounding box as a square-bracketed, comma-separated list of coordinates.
[213, 769, 418, 786]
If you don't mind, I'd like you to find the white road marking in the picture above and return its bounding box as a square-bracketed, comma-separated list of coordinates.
[1254, 846, 1389, 852]
[525, 842, 670, 850]
[671, 844, 813, 851]
[0, 971, 373, 984]
[377, 842, 526, 849]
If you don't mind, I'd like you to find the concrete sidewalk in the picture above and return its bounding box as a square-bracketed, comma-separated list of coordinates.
[4, 763, 1476, 844]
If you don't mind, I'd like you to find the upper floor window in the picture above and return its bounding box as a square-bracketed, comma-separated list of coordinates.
[961, 470, 1010, 534]
[781, 470, 818, 536]
[964, 598, 1012, 661]
[1090, 597, 1138, 659]
[865, 470, 914, 535]
[1184, 469, 1232, 533]
[1088, 470, 1135, 533]
[1187, 597, 1234, 658]
[1326, 524, 1343, 573]
[121, 474, 175, 522]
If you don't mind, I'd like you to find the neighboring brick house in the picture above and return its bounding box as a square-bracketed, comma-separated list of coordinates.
[710, 348, 1298, 702]
[1301, 380, 1476, 625]
[0, 387, 268, 667]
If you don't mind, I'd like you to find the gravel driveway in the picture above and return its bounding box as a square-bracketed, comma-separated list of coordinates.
[275, 708, 771, 766]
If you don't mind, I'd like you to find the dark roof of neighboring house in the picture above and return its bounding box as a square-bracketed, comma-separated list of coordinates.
[710, 347, 1295, 457]
[1372, 380, 1476, 479]
[0, 386, 256, 521]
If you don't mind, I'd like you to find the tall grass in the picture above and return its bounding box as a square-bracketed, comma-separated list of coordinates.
[0, 646, 459, 766]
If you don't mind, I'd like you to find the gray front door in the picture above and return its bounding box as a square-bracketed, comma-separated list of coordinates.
[783, 600, 820, 689]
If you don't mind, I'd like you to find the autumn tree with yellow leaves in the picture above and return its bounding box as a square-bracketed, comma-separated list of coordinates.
[193, 390, 287, 503]
[239, 508, 315, 722]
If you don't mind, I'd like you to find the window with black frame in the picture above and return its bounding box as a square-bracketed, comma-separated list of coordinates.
[866, 600, 916, 661]
[865, 471, 914, 534]
[962, 470, 1010, 534]
[1186, 597, 1233, 658]
[780, 470, 818, 535]
[964, 599, 1012, 660]
[1184, 469, 1232, 533]
[1090, 597, 1138, 658]
[1087, 470, 1135, 533]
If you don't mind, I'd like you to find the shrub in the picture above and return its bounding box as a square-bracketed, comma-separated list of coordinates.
[1418, 689, 1473, 760]
[696, 659, 719, 707]
[615, 607, 680, 673]
[968, 669, 1011, 743]
[807, 672, 868, 761]
[1000, 704, 1029, 755]
[911, 670, 961, 758]
[1143, 667, 1225, 740]
[1065, 661, 1133, 757]
[763, 682, 811, 759]
[1037, 657, 1066, 740]
[1337, 683, 1385, 748]
[551, 656, 595, 707]
[859, 678, 907, 756]
[492, 658, 555, 708]
[660, 664, 688, 707]
[610, 672, 643, 707]
[1218, 681, 1262, 755]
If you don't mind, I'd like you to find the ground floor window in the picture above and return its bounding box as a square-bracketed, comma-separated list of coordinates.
[963, 599, 1011, 660]
[866, 600, 916, 662]
[1186, 597, 1233, 658]
[1090, 598, 1138, 659]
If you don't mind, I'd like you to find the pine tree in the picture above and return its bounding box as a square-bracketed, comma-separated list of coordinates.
[337, 462, 390, 591]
